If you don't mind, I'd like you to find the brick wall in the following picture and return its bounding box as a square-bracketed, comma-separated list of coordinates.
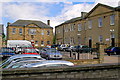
[2, 63, 120, 79]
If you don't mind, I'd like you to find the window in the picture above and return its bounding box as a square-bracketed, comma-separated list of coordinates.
[65, 27, 68, 32]
[41, 30, 44, 35]
[47, 30, 50, 35]
[99, 35, 103, 42]
[88, 20, 92, 29]
[35, 41, 38, 44]
[110, 15, 115, 25]
[12, 28, 16, 34]
[28, 29, 36, 35]
[98, 17, 102, 27]
[47, 41, 50, 44]
[70, 37, 74, 44]
[70, 24, 74, 31]
[78, 24, 82, 31]
[19, 28, 22, 34]
[41, 41, 44, 46]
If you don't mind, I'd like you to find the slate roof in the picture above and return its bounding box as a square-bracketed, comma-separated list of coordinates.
[55, 17, 82, 28]
[9, 20, 53, 28]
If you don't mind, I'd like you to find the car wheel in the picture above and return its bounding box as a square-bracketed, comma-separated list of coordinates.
[107, 53, 110, 56]
[114, 52, 117, 55]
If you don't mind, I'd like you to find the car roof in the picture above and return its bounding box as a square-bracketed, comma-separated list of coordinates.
[8, 54, 42, 61]
[27, 60, 74, 67]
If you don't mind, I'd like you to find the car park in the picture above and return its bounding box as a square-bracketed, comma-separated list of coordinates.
[104, 46, 120, 56]
[0, 47, 15, 60]
[0, 54, 44, 68]
[20, 60, 74, 68]
[40, 48, 62, 60]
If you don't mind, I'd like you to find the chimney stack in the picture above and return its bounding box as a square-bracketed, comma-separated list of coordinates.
[81, 12, 87, 18]
[47, 20, 50, 25]
[7, 22, 11, 26]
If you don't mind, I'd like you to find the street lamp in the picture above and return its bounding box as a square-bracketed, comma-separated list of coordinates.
[110, 29, 115, 47]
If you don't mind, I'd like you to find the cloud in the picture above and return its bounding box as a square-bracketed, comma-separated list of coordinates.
[0, 3, 2, 24]
[95, 0, 119, 7]
[1, 0, 119, 32]
[3, 3, 49, 21]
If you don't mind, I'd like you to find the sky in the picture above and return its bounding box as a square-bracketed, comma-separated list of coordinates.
[0, 0, 120, 34]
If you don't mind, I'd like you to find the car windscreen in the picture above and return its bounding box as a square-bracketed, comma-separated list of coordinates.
[24, 49, 37, 53]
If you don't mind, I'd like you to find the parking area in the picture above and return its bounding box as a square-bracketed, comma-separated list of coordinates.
[60, 51, 120, 64]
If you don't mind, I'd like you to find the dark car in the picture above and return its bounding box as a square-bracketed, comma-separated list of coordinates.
[71, 45, 93, 53]
[40, 48, 62, 60]
[0, 47, 15, 60]
[104, 46, 120, 56]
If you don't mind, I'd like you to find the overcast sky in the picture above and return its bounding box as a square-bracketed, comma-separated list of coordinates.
[0, 0, 119, 33]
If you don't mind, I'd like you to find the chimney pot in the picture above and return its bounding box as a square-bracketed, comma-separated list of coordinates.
[47, 20, 50, 25]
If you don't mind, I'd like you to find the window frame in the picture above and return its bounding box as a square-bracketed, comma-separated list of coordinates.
[110, 14, 115, 25]
[98, 17, 102, 27]
[12, 28, 16, 34]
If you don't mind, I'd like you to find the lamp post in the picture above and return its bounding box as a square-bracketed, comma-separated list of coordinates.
[110, 29, 115, 47]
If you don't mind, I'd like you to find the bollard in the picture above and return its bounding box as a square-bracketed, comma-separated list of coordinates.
[70, 50, 72, 57]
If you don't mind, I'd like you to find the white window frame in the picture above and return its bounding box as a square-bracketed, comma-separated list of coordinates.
[99, 35, 103, 42]
[28, 29, 36, 35]
[88, 20, 92, 29]
[70, 24, 74, 31]
[78, 24, 82, 31]
[41, 30, 44, 35]
[19, 28, 22, 34]
[110, 15, 115, 25]
[12, 28, 16, 34]
[98, 17, 102, 27]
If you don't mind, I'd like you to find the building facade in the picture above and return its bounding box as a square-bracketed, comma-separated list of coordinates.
[7, 20, 53, 47]
[0, 24, 4, 47]
[55, 3, 120, 48]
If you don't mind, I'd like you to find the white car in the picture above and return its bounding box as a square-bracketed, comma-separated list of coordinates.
[21, 60, 74, 68]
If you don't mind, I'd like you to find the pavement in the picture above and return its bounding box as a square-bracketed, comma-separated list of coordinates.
[61, 51, 120, 64]
[103, 54, 120, 63]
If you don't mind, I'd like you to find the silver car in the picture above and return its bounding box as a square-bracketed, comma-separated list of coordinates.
[21, 60, 74, 68]
[5, 59, 44, 68]
[40, 48, 62, 60]
[0, 54, 45, 68]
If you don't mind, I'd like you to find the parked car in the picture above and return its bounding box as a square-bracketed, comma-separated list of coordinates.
[57, 44, 68, 51]
[22, 48, 39, 55]
[0, 54, 44, 68]
[4, 59, 45, 69]
[104, 46, 120, 56]
[71, 45, 93, 53]
[20, 60, 74, 68]
[0, 47, 15, 60]
[40, 48, 62, 60]
[65, 46, 74, 52]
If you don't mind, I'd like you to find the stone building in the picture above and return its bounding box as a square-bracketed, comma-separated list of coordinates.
[0, 24, 4, 47]
[55, 3, 120, 47]
[7, 20, 53, 47]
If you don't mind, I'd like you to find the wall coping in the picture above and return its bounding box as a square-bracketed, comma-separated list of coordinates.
[2, 63, 120, 75]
